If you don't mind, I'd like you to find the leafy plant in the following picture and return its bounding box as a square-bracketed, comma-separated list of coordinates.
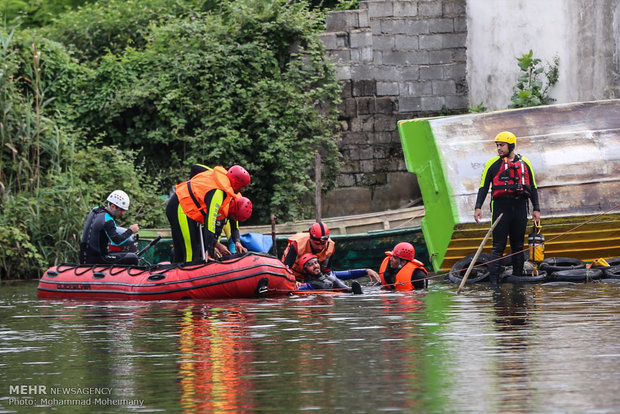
[468, 102, 487, 113]
[509, 49, 559, 108]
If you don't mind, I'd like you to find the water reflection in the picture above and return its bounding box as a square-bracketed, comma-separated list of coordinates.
[2, 281, 620, 413]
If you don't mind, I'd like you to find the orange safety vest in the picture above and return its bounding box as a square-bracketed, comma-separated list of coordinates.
[282, 232, 335, 281]
[379, 256, 427, 290]
[175, 166, 238, 224]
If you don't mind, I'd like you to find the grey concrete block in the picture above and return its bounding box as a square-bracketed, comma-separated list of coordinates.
[350, 115, 375, 132]
[421, 95, 446, 111]
[373, 50, 383, 65]
[376, 97, 398, 114]
[336, 32, 350, 48]
[401, 80, 433, 95]
[335, 64, 352, 80]
[336, 173, 357, 187]
[359, 145, 374, 160]
[445, 94, 469, 109]
[428, 18, 455, 34]
[350, 64, 375, 80]
[429, 49, 454, 64]
[395, 34, 419, 50]
[382, 19, 429, 35]
[419, 1, 443, 17]
[352, 79, 377, 96]
[399, 96, 422, 112]
[374, 114, 397, 131]
[340, 98, 358, 118]
[328, 49, 352, 62]
[443, 33, 466, 48]
[383, 50, 429, 65]
[320, 33, 339, 50]
[432, 79, 456, 95]
[359, 8, 370, 27]
[419, 34, 444, 50]
[350, 48, 362, 62]
[373, 35, 395, 50]
[350, 30, 373, 48]
[326, 10, 361, 31]
[374, 132, 394, 144]
[361, 47, 373, 62]
[419, 65, 444, 80]
[340, 80, 353, 99]
[377, 81, 400, 96]
[367, 1, 394, 18]
[443, 0, 467, 17]
[357, 96, 376, 115]
[443, 62, 466, 79]
[393, 1, 418, 17]
[454, 16, 467, 32]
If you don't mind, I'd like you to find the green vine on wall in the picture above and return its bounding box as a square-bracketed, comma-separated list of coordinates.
[509, 49, 559, 108]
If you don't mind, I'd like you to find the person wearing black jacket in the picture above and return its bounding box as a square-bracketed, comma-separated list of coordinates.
[474, 131, 541, 284]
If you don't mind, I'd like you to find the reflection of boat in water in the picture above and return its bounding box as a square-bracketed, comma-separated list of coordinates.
[398, 99, 620, 272]
[139, 206, 431, 271]
[37, 252, 296, 300]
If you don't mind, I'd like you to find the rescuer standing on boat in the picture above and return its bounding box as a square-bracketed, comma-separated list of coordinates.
[474, 131, 541, 284]
[167, 165, 252, 263]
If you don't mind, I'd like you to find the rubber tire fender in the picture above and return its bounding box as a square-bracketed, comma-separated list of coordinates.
[603, 265, 620, 279]
[448, 253, 492, 284]
[501, 269, 549, 284]
[540, 257, 585, 274]
[551, 268, 603, 282]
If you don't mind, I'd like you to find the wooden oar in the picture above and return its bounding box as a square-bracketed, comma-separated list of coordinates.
[456, 213, 503, 294]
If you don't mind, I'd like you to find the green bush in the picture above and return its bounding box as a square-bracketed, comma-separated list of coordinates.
[509, 50, 559, 108]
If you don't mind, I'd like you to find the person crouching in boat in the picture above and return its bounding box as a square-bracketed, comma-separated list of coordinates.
[166, 165, 251, 263]
[296, 253, 364, 294]
[379, 242, 428, 290]
[79, 190, 140, 265]
[282, 221, 335, 282]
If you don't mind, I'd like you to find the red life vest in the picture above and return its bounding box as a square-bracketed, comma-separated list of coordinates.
[492, 156, 532, 199]
[379, 256, 427, 290]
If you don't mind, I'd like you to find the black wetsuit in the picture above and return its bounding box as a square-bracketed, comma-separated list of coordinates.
[79, 207, 138, 265]
[475, 154, 540, 279]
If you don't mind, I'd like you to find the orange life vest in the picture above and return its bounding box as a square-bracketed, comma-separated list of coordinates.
[379, 256, 427, 290]
[491, 156, 532, 199]
[282, 233, 335, 281]
[175, 166, 237, 224]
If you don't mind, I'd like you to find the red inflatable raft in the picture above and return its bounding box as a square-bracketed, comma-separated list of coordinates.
[37, 252, 297, 300]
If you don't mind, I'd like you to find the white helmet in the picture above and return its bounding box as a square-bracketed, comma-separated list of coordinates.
[107, 190, 130, 210]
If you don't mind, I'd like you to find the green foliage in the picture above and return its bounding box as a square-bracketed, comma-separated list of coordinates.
[468, 102, 487, 113]
[60, 0, 342, 222]
[1, 0, 344, 277]
[509, 49, 559, 109]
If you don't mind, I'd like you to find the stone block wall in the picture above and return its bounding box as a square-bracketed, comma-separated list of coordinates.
[320, 0, 467, 217]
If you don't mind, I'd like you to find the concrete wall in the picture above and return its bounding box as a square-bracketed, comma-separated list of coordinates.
[467, 0, 620, 109]
[320, 0, 468, 217]
[321, 0, 620, 217]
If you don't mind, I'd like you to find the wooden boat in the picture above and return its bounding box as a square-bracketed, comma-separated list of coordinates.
[37, 252, 297, 300]
[398, 99, 620, 272]
[138, 206, 430, 271]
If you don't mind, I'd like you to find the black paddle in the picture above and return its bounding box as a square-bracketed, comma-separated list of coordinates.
[138, 236, 162, 257]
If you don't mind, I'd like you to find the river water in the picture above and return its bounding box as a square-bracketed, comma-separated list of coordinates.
[1, 279, 620, 413]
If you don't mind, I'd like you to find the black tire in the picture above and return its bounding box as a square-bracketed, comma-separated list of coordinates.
[606, 257, 620, 267]
[551, 268, 603, 282]
[448, 253, 492, 284]
[603, 265, 620, 279]
[540, 257, 585, 274]
[501, 269, 549, 284]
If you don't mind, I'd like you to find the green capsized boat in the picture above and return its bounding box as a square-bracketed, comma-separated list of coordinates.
[398, 99, 620, 272]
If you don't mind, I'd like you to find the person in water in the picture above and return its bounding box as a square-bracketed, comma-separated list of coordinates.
[474, 131, 540, 283]
[282, 221, 335, 282]
[79, 190, 140, 265]
[378, 242, 428, 290]
[296, 253, 377, 294]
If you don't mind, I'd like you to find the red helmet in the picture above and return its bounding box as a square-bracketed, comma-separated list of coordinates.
[309, 222, 330, 242]
[226, 165, 251, 191]
[299, 253, 318, 269]
[229, 197, 252, 222]
[391, 242, 415, 261]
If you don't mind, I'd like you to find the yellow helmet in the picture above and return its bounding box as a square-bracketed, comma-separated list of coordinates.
[494, 131, 517, 145]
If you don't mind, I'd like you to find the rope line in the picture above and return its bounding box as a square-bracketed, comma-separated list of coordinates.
[422, 201, 620, 283]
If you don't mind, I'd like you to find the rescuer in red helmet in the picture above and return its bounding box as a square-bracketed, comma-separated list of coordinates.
[167, 164, 252, 263]
[378, 242, 428, 290]
[281, 221, 335, 282]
